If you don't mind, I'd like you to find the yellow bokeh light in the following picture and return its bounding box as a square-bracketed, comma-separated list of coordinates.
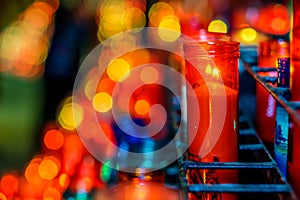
[38, 156, 60, 180]
[124, 7, 146, 30]
[107, 58, 131, 82]
[0, 0, 54, 78]
[205, 64, 213, 74]
[148, 2, 174, 27]
[99, 14, 125, 39]
[59, 173, 70, 189]
[97, 28, 106, 42]
[93, 92, 113, 113]
[240, 27, 257, 42]
[134, 99, 150, 116]
[140, 66, 159, 83]
[58, 100, 83, 130]
[100, 1, 126, 17]
[158, 17, 181, 42]
[208, 20, 227, 33]
[97, 1, 141, 40]
[96, 0, 146, 41]
[212, 67, 220, 79]
[0, 24, 24, 60]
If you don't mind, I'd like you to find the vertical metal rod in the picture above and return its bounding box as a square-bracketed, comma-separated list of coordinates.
[274, 57, 290, 178]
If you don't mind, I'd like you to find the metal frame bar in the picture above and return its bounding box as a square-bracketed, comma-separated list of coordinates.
[242, 63, 300, 127]
[188, 184, 291, 193]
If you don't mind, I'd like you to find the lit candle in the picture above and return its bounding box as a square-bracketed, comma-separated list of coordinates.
[189, 83, 238, 162]
[187, 82, 238, 200]
[184, 39, 239, 200]
[256, 40, 289, 145]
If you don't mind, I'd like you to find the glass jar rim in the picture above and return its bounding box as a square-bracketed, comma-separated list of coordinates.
[183, 41, 240, 58]
[183, 29, 232, 42]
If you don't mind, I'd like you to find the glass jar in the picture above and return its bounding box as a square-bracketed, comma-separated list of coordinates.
[255, 39, 289, 146]
[183, 40, 240, 200]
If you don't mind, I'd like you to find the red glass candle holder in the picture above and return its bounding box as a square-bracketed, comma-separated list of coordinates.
[184, 38, 240, 200]
[255, 39, 289, 144]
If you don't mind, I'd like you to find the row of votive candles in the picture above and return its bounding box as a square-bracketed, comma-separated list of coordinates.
[255, 38, 300, 199]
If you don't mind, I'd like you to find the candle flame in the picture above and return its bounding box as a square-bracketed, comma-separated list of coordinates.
[212, 68, 220, 79]
[205, 64, 213, 74]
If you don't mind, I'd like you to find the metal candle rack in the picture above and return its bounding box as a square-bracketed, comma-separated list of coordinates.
[177, 46, 299, 200]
